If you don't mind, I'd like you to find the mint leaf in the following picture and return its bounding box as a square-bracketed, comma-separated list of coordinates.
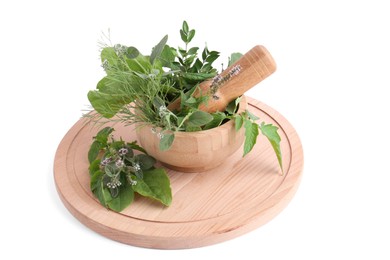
[243, 119, 259, 156]
[159, 133, 175, 151]
[260, 123, 283, 171]
[185, 125, 202, 132]
[234, 115, 244, 131]
[133, 168, 172, 206]
[187, 111, 213, 127]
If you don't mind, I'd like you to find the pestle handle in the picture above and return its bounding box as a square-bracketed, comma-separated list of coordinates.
[168, 45, 276, 113]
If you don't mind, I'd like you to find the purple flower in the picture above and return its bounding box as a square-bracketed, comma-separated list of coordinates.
[118, 148, 128, 156]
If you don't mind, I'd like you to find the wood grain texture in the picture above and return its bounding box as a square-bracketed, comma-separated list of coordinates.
[54, 97, 303, 249]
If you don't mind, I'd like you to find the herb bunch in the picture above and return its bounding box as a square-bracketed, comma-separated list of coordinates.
[86, 21, 283, 171]
[88, 127, 172, 212]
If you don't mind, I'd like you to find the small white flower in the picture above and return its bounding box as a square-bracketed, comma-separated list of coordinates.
[158, 105, 167, 118]
[130, 180, 137, 186]
[116, 159, 124, 168]
[107, 178, 121, 189]
[157, 132, 164, 139]
[133, 163, 141, 172]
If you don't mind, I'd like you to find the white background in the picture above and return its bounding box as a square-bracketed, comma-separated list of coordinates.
[1, 0, 389, 259]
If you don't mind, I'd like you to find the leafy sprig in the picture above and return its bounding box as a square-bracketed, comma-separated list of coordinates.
[88, 127, 172, 212]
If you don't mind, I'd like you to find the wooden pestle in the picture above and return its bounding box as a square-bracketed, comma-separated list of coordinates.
[167, 45, 276, 113]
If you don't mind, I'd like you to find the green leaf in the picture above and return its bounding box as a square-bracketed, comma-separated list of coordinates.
[126, 54, 152, 73]
[188, 29, 195, 42]
[205, 53, 219, 63]
[228, 52, 243, 66]
[226, 98, 238, 114]
[185, 125, 202, 132]
[182, 21, 189, 33]
[203, 112, 226, 130]
[93, 175, 112, 207]
[187, 47, 199, 55]
[95, 127, 114, 144]
[180, 29, 187, 43]
[127, 141, 147, 154]
[183, 72, 216, 81]
[260, 123, 283, 171]
[101, 47, 119, 68]
[243, 119, 259, 156]
[159, 133, 175, 151]
[158, 45, 176, 67]
[107, 177, 134, 212]
[235, 115, 244, 131]
[135, 154, 156, 170]
[110, 140, 125, 150]
[246, 109, 260, 121]
[89, 159, 101, 176]
[90, 170, 104, 192]
[104, 163, 118, 177]
[187, 111, 213, 127]
[126, 46, 140, 59]
[87, 90, 131, 118]
[185, 97, 197, 104]
[150, 35, 168, 64]
[133, 168, 172, 206]
[202, 47, 208, 61]
[88, 141, 102, 163]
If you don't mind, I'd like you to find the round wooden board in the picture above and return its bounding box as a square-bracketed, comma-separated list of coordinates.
[54, 97, 303, 249]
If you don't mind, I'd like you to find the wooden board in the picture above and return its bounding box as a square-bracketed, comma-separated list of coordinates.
[54, 97, 303, 249]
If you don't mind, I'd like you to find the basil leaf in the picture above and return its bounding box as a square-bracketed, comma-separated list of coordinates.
[133, 168, 172, 206]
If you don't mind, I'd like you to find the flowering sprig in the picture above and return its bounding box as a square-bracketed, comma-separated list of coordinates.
[210, 65, 242, 99]
[88, 127, 172, 212]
